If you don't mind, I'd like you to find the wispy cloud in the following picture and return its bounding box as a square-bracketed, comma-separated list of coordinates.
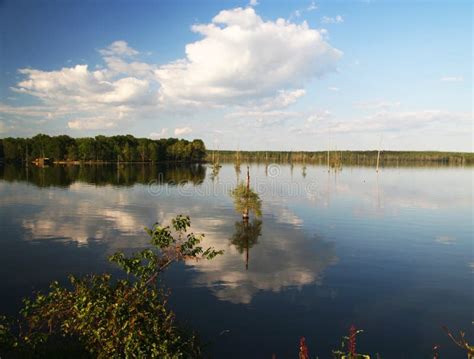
[150, 128, 168, 139]
[68, 117, 117, 130]
[291, 110, 472, 135]
[321, 15, 344, 24]
[174, 126, 192, 136]
[354, 100, 401, 110]
[307, 1, 318, 11]
[440, 76, 463, 82]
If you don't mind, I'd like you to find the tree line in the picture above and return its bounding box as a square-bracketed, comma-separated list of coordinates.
[0, 134, 206, 163]
[211, 150, 474, 165]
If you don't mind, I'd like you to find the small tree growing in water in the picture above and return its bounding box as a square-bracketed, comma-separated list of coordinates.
[230, 166, 262, 220]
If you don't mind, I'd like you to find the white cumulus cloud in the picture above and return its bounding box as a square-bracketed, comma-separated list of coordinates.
[155, 7, 342, 107]
[2, 6, 341, 134]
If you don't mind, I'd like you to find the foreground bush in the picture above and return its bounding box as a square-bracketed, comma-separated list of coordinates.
[0, 215, 222, 358]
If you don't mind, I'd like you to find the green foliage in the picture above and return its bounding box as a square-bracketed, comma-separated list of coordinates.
[230, 219, 262, 253]
[210, 161, 222, 181]
[443, 326, 474, 357]
[0, 134, 207, 163]
[210, 150, 474, 166]
[332, 327, 370, 359]
[0, 215, 222, 358]
[230, 182, 262, 218]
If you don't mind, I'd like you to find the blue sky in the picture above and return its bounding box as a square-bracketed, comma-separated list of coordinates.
[0, 0, 472, 151]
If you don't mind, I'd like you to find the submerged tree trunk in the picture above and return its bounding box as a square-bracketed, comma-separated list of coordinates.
[243, 216, 249, 270]
[243, 166, 250, 220]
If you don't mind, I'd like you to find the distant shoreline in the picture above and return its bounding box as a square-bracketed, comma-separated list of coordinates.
[207, 150, 474, 165]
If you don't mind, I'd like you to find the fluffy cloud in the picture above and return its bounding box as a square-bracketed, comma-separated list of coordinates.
[6, 45, 156, 133]
[3, 6, 341, 134]
[14, 65, 151, 105]
[174, 126, 192, 135]
[98, 40, 139, 57]
[155, 7, 341, 106]
[321, 15, 344, 24]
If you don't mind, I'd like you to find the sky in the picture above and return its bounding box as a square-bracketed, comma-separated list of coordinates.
[0, 0, 472, 151]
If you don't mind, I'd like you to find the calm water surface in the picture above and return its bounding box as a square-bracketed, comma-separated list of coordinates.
[0, 163, 472, 358]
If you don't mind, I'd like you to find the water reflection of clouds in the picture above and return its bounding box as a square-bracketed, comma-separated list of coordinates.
[314, 168, 473, 218]
[3, 164, 471, 303]
[186, 220, 338, 304]
[155, 199, 337, 303]
[14, 184, 146, 247]
[434, 235, 457, 245]
[6, 179, 339, 304]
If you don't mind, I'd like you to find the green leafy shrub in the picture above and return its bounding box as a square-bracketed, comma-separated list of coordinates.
[230, 182, 262, 218]
[0, 215, 222, 358]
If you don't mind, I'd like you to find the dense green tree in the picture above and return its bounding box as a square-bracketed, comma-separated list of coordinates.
[137, 138, 150, 162]
[49, 135, 74, 160]
[77, 138, 96, 161]
[0, 134, 207, 163]
[2, 138, 23, 162]
[31, 134, 52, 159]
[148, 142, 159, 162]
[94, 135, 113, 161]
[191, 139, 206, 161]
[66, 143, 78, 161]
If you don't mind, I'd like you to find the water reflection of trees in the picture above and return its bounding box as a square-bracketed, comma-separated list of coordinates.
[191, 221, 339, 304]
[229, 219, 262, 270]
[229, 167, 263, 269]
[0, 164, 206, 188]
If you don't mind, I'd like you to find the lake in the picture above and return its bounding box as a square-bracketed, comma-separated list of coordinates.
[0, 163, 472, 358]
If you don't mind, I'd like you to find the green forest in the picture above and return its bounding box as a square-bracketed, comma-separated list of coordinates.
[210, 150, 474, 165]
[1, 134, 472, 165]
[0, 135, 206, 163]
